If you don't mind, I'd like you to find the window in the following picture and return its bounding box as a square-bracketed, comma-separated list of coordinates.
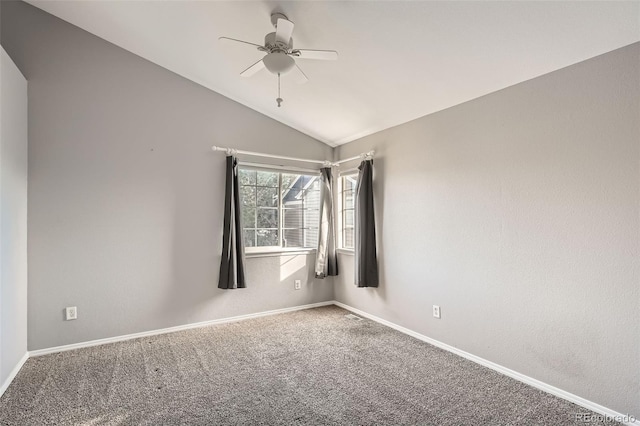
[339, 173, 357, 250]
[239, 167, 320, 252]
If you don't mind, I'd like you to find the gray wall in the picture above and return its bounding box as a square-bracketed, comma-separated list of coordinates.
[0, 47, 28, 388]
[335, 43, 640, 417]
[0, 1, 333, 351]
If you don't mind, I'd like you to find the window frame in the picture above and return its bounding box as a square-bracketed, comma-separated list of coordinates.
[338, 171, 358, 253]
[238, 163, 321, 255]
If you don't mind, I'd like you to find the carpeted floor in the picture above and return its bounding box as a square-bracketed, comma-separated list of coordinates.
[0, 305, 618, 425]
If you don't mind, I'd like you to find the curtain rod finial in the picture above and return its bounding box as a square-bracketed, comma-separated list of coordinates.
[362, 150, 375, 160]
[212, 146, 237, 156]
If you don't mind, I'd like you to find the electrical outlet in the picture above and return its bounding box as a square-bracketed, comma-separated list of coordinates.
[294, 280, 302, 290]
[65, 306, 78, 321]
[433, 305, 441, 319]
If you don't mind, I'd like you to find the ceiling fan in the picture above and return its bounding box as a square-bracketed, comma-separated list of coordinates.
[219, 13, 338, 107]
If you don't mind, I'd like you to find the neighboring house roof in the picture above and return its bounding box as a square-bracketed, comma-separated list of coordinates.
[282, 175, 318, 204]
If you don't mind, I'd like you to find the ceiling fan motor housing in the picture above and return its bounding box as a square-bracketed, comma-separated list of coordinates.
[270, 13, 288, 27]
[265, 32, 293, 52]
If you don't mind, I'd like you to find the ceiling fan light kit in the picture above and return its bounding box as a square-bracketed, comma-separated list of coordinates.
[263, 52, 294, 74]
[220, 13, 338, 108]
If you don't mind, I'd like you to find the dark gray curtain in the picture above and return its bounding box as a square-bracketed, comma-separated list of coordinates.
[315, 167, 338, 278]
[355, 159, 378, 287]
[218, 156, 246, 289]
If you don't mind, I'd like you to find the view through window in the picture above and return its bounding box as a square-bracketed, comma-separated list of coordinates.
[340, 174, 357, 249]
[239, 167, 320, 250]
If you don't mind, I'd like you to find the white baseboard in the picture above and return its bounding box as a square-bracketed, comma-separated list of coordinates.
[0, 352, 29, 399]
[29, 301, 334, 357]
[332, 301, 639, 426]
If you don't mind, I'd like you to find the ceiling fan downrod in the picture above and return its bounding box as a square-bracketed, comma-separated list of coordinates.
[276, 73, 283, 107]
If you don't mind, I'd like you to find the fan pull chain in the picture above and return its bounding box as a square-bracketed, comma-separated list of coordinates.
[276, 73, 283, 108]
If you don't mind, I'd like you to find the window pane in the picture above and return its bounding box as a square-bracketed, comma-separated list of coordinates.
[257, 171, 278, 187]
[282, 175, 320, 248]
[344, 209, 354, 226]
[282, 173, 303, 189]
[304, 208, 320, 229]
[344, 175, 357, 191]
[305, 228, 319, 247]
[241, 186, 256, 206]
[284, 229, 304, 248]
[239, 169, 256, 186]
[343, 190, 354, 209]
[242, 206, 256, 228]
[244, 230, 256, 247]
[304, 189, 320, 210]
[343, 227, 354, 249]
[257, 229, 278, 246]
[257, 187, 278, 207]
[257, 208, 278, 228]
[283, 209, 302, 228]
[282, 188, 302, 206]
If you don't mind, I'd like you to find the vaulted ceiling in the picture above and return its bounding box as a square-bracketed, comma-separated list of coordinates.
[27, 1, 640, 146]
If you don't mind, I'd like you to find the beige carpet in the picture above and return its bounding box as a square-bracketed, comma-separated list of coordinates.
[0, 305, 618, 425]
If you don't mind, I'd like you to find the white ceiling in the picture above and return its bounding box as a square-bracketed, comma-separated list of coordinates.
[27, 1, 640, 146]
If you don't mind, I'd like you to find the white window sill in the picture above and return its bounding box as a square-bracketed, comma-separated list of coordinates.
[337, 248, 354, 256]
[245, 248, 317, 259]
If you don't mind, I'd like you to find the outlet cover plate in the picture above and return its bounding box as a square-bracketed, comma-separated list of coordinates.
[433, 305, 441, 319]
[65, 306, 77, 321]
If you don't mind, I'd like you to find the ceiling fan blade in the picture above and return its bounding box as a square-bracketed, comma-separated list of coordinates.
[240, 59, 265, 77]
[290, 63, 308, 84]
[295, 49, 338, 61]
[219, 37, 264, 50]
[275, 18, 294, 44]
